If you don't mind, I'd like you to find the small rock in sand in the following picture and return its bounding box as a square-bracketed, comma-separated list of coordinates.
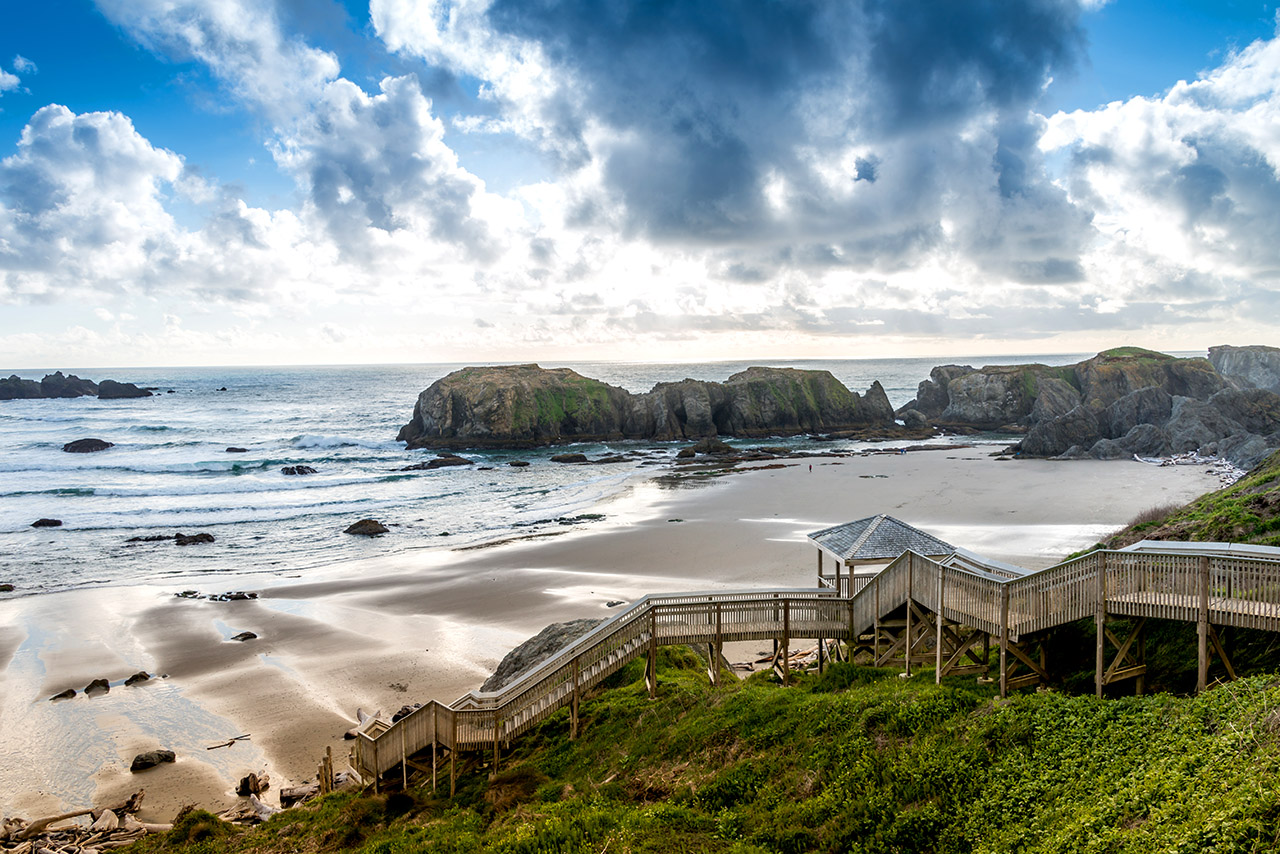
[49, 688, 76, 701]
[0, 583, 13, 593]
[231, 631, 257, 642]
[130, 749, 176, 772]
[124, 671, 151, 686]
[175, 532, 215, 545]
[345, 519, 389, 536]
[84, 678, 110, 695]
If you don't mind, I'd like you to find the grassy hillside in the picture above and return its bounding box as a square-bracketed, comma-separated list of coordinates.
[1099, 449, 1280, 549]
[132, 649, 1280, 854]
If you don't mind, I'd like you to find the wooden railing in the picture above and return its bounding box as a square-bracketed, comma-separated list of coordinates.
[355, 546, 1280, 781]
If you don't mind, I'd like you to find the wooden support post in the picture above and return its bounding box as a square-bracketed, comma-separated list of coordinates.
[450, 715, 457, 798]
[904, 555, 914, 678]
[1136, 625, 1146, 696]
[712, 603, 723, 686]
[431, 730, 437, 794]
[400, 728, 407, 790]
[818, 633, 825, 674]
[1095, 553, 1107, 698]
[647, 608, 658, 699]
[817, 549, 823, 586]
[1197, 555, 1210, 693]
[571, 657, 580, 739]
[999, 583, 1010, 698]
[781, 599, 791, 686]
[935, 566, 945, 684]
[873, 578, 881, 664]
[493, 714, 500, 774]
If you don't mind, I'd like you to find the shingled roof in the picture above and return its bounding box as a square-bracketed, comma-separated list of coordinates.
[808, 514, 956, 565]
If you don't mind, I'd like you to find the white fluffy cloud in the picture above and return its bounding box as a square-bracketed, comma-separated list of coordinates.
[1042, 21, 1280, 323]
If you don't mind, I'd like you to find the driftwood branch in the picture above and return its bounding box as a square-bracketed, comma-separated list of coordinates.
[206, 734, 251, 750]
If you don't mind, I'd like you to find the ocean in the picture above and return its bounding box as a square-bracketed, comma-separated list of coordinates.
[0, 355, 1099, 596]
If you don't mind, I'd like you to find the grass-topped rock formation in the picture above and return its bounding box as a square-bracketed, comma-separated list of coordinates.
[398, 364, 901, 449]
[898, 346, 1280, 466]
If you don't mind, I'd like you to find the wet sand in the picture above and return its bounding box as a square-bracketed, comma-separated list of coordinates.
[0, 448, 1217, 820]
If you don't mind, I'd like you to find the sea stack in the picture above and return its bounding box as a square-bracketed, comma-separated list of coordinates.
[397, 364, 899, 449]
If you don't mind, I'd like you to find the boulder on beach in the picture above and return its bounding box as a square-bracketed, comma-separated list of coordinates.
[130, 749, 176, 772]
[98, 379, 153, 399]
[225, 447, 248, 453]
[49, 688, 75, 701]
[63, 438, 114, 453]
[0, 583, 14, 593]
[281, 465, 318, 476]
[481, 618, 604, 693]
[550, 453, 588, 463]
[84, 678, 110, 695]
[175, 533, 215, 545]
[31, 518, 62, 528]
[124, 671, 151, 686]
[345, 519, 389, 536]
[689, 437, 733, 455]
[231, 631, 257, 642]
[508, 460, 530, 467]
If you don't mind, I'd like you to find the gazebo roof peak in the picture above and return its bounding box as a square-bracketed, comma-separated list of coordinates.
[807, 514, 955, 565]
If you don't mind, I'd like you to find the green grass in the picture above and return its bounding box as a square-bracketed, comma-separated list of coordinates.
[132, 649, 1280, 854]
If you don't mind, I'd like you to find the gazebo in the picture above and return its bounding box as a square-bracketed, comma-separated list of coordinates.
[808, 514, 956, 596]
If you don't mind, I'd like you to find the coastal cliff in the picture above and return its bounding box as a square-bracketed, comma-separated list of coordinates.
[397, 364, 898, 449]
[898, 347, 1280, 466]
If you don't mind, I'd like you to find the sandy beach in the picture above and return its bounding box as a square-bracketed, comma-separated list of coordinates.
[0, 448, 1218, 821]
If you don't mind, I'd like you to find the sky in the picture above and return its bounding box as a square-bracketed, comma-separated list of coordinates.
[1, 0, 1279, 369]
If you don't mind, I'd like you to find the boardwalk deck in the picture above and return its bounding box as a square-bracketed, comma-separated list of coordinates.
[354, 545, 1280, 784]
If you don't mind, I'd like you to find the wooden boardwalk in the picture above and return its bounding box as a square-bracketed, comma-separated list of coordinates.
[353, 545, 1280, 787]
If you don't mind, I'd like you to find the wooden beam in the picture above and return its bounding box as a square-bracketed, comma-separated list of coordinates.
[935, 567, 945, 684]
[1095, 553, 1107, 698]
[1197, 556, 1210, 693]
[905, 554, 914, 679]
[1208, 624, 1238, 681]
[999, 584, 1010, 698]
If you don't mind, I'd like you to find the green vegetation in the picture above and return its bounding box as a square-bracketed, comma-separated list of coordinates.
[1096, 347, 1176, 363]
[133, 649, 1280, 854]
[1098, 450, 1280, 549]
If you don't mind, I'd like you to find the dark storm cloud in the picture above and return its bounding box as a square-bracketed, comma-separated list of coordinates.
[484, 0, 1088, 273]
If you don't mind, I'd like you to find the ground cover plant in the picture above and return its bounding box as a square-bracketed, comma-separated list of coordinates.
[130, 646, 1280, 854]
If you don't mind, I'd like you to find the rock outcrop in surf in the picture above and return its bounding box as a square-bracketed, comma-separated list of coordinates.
[398, 364, 901, 449]
[896, 347, 1280, 467]
[0, 372, 152, 400]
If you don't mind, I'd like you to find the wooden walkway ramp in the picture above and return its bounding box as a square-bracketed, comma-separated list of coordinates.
[354, 545, 1280, 787]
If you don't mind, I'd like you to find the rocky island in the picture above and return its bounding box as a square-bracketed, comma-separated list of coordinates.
[897, 346, 1280, 466]
[0, 371, 151, 400]
[398, 364, 906, 449]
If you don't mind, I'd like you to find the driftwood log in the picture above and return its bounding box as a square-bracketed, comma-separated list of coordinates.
[1, 791, 164, 852]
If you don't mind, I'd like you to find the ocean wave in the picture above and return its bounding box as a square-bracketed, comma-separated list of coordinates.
[292, 434, 399, 451]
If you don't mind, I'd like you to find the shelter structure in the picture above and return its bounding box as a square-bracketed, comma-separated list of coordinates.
[808, 514, 955, 596]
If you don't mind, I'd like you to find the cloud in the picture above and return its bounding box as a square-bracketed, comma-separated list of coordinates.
[12, 55, 37, 74]
[96, 0, 503, 261]
[374, 0, 1092, 284]
[0, 68, 18, 95]
[1042, 20, 1280, 302]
